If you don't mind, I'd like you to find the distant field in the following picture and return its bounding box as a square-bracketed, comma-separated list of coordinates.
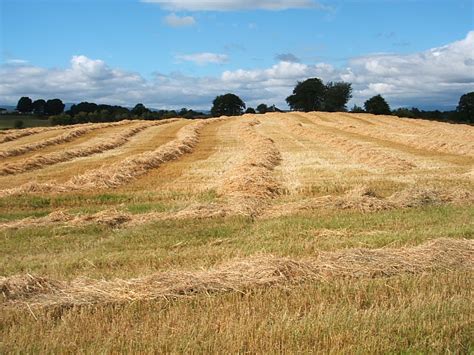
[0, 112, 472, 352]
[0, 115, 51, 129]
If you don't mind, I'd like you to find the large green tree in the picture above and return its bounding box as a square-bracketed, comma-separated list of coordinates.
[324, 82, 352, 112]
[456, 92, 474, 122]
[211, 93, 246, 117]
[32, 99, 46, 115]
[286, 78, 326, 112]
[131, 103, 150, 117]
[45, 99, 65, 115]
[364, 95, 391, 115]
[16, 96, 33, 113]
[256, 103, 268, 114]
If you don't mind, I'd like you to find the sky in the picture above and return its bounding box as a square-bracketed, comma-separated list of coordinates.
[0, 0, 473, 110]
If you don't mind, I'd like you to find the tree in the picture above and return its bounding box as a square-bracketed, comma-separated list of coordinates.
[324, 82, 352, 112]
[245, 107, 256, 114]
[256, 103, 268, 114]
[45, 99, 65, 115]
[16, 97, 33, 113]
[364, 95, 391, 115]
[456, 92, 474, 122]
[350, 105, 365, 113]
[32, 99, 46, 115]
[286, 78, 326, 112]
[211, 93, 246, 117]
[392, 107, 417, 118]
[131, 103, 150, 117]
[69, 102, 99, 115]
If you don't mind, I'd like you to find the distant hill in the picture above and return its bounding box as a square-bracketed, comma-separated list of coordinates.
[0, 105, 16, 112]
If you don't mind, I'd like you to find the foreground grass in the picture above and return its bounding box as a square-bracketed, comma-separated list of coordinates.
[1, 203, 472, 352]
[1, 204, 472, 279]
[2, 272, 472, 353]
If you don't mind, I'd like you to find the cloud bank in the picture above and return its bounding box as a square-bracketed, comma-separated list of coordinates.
[1, 32, 473, 110]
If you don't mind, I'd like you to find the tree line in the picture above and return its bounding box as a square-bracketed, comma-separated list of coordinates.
[210, 79, 472, 123]
[12, 97, 205, 125]
[10, 79, 473, 126]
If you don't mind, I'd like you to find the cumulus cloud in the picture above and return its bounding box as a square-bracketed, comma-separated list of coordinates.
[1, 32, 473, 110]
[176, 52, 229, 65]
[164, 13, 196, 27]
[141, 0, 318, 11]
[344, 31, 474, 107]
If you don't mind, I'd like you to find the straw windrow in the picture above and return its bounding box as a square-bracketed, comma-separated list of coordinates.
[284, 114, 416, 170]
[0, 118, 217, 196]
[1, 238, 471, 306]
[0, 125, 71, 145]
[0, 119, 177, 176]
[0, 120, 134, 159]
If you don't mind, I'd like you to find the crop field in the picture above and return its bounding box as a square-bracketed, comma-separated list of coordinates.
[1, 112, 473, 352]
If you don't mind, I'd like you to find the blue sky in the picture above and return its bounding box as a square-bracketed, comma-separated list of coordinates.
[1, 0, 473, 110]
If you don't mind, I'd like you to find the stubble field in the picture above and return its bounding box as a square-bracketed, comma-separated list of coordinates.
[1, 112, 473, 353]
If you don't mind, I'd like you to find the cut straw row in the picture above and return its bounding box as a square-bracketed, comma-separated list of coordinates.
[0, 119, 177, 176]
[0, 120, 135, 159]
[285, 114, 416, 170]
[0, 118, 218, 197]
[1, 238, 471, 307]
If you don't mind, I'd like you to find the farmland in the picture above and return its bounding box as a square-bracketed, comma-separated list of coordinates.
[1, 112, 473, 352]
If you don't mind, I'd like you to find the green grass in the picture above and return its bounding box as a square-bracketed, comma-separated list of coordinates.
[0, 115, 51, 129]
[1, 204, 472, 279]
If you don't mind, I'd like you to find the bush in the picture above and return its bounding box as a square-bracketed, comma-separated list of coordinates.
[14, 120, 24, 129]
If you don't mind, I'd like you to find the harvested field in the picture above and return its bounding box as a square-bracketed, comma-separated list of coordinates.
[0, 120, 176, 176]
[2, 238, 471, 306]
[1, 112, 473, 353]
[0, 121, 132, 159]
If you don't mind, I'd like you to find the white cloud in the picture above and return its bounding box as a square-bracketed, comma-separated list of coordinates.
[141, 0, 318, 11]
[176, 52, 229, 65]
[164, 13, 196, 27]
[345, 31, 474, 107]
[1, 32, 473, 110]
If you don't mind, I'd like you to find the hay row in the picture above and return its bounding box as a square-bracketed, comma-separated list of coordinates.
[0, 125, 70, 145]
[215, 118, 282, 216]
[0, 118, 283, 228]
[285, 115, 416, 171]
[2, 184, 471, 231]
[142, 117, 283, 219]
[1, 238, 471, 306]
[0, 119, 177, 176]
[0, 118, 218, 196]
[263, 185, 474, 218]
[336, 112, 474, 141]
[308, 113, 474, 157]
[0, 120, 135, 159]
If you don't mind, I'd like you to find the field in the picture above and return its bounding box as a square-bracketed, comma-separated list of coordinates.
[0, 112, 473, 352]
[0, 115, 52, 129]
